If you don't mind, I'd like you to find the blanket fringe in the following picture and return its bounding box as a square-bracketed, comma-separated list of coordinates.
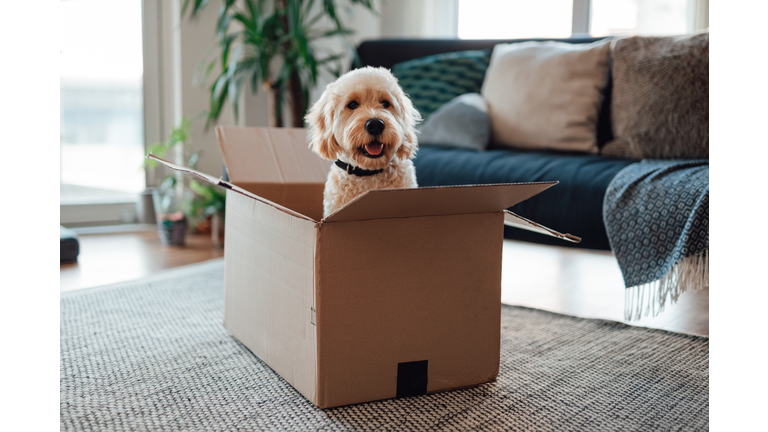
[624, 250, 709, 321]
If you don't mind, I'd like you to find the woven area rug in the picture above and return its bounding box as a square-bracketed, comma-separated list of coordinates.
[61, 259, 708, 432]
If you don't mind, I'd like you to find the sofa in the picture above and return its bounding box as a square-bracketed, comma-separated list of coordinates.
[354, 35, 708, 253]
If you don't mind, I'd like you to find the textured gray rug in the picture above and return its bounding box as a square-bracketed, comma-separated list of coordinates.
[61, 259, 708, 432]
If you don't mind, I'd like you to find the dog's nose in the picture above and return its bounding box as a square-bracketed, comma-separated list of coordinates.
[365, 118, 385, 136]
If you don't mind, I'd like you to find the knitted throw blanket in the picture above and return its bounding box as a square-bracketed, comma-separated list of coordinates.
[603, 160, 709, 320]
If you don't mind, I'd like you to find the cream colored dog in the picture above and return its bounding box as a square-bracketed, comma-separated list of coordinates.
[306, 66, 421, 217]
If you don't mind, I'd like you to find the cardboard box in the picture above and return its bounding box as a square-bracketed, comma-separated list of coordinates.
[148, 126, 579, 408]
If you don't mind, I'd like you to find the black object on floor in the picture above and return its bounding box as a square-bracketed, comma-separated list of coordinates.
[60, 226, 80, 263]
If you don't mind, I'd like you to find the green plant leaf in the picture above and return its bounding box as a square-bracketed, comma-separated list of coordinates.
[306, 27, 354, 40]
[181, 0, 210, 18]
[316, 52, 344, 66]
[302, 0, 317, 20]
[216, 6, 234, 41]
[232, 11, 255, 31]
[220, 32, 238, 66]
[160, 175, 177, 191]
[188, 151, 200, 170]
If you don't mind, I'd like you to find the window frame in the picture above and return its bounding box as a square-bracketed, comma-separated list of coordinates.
[60, 0, 166, 227]
[455, 0, 707, 39]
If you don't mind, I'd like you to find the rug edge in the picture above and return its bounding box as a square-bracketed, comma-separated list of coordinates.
[502, 304, 709, 341]
[60, 258, 225, 298]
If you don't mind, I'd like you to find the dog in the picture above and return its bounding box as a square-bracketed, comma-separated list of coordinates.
[306, 66, 421, 217]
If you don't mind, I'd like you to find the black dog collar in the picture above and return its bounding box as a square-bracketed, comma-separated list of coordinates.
[335, 160, 384, 177]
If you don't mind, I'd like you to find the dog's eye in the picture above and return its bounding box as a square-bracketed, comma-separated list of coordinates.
[347, 101, 359, 110]
[381, 100, 390, 108]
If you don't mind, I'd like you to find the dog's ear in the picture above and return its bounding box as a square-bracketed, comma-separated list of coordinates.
[395, 88, 421, 161]
[306, 83, 339, 161]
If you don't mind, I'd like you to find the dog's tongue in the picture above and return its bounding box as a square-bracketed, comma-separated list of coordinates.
[365, 142, 383, 156]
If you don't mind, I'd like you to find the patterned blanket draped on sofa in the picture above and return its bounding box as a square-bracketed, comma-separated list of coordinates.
[603, 160, 709, 320]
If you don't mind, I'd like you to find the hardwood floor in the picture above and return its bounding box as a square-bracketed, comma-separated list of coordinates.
[500, 240, 708, 336]
[60, 230, 224, 292]
[60, 231, 708, 336]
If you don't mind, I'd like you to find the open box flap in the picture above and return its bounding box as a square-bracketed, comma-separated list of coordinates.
[146, 154, 315, 222]
[503, 210, 581, 243]
[322, 182, 558, 223]
[215, 126, 330, 185]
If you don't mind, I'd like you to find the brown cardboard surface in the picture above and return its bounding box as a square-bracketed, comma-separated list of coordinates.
[314, 213, 504, 408]
[216, 126, 330, 185]
[503, 210, 581, 243]
[237, 182, 325, 222]
[146, 154, 224, 186]
[146, 154, 316, 222]
[152, 126, 582, 409]
[223, 191, 319, 405]
[323, 182, 557, 223]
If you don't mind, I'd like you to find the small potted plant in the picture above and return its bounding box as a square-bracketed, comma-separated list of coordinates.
[187, 176, 226, 247]
[152, 175, 188, 246]
[145, 115, 226, 246]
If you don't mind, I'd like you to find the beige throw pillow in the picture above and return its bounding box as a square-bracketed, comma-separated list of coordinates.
[481, 40, 611, 153]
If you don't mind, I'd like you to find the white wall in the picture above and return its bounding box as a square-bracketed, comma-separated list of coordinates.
[379, 0, 458, 39]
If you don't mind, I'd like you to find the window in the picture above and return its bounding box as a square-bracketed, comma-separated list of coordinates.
[458, 0, 574, 39]
[60, 0, 146, 225]
[458, 0, 701, 39]
[590, 0, 689, 36]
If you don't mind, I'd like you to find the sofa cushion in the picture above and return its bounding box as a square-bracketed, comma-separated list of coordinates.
[392, 50, 491, 121]
[413, 146, 635, 250]
[481, 40, 611, 154]
[601, 31, 709, 159]
[418, 93, 490, 151]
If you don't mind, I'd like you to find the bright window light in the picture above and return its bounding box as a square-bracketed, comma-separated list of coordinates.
[60, 0, 145, 200]
[458, 0, 573, 39]
[590, 0, 689, 36]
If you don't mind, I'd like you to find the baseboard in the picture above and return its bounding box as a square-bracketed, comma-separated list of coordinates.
[68, 224, 157, 235]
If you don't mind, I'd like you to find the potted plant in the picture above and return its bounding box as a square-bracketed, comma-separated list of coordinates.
[188, 175, 226, 247]
[183, 0, 375, 127]
[145, 115, 226, 246]
[151, 175, 188, 246]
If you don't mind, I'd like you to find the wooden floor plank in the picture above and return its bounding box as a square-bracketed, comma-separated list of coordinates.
[60, 231, 224, 292]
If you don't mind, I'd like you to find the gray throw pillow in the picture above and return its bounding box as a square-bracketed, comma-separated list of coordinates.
[417, 93, 490, 151]
[601, 30, 709, 160]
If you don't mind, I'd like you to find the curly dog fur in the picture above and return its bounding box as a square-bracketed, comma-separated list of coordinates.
[306, 67, 421, 217]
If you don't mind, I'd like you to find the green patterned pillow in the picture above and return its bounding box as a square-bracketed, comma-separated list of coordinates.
[392, 50, 491, 121]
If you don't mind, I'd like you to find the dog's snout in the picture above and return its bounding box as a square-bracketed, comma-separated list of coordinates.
[365, 118, 385, 136]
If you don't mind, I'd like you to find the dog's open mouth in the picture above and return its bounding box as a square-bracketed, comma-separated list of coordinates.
[360, 141, 385, 158]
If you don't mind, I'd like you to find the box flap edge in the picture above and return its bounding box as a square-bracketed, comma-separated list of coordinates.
[321, 182, 560, 224]
[503, 210, 581, 243]
[146, 153, 317, 223]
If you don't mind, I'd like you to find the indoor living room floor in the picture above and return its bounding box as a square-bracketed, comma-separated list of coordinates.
[60, 231, 708, 336]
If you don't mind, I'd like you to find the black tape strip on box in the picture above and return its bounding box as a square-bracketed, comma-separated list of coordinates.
[396, 360, 428, 398]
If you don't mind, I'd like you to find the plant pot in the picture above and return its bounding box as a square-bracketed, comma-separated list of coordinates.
[158, 212, 187, 246]
[152, 187, 188, 246]
[211, 212, 224, 248]
[195, 217, 212, 234]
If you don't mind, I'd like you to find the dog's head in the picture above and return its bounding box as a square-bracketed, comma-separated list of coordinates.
[306, 66, 421, 171]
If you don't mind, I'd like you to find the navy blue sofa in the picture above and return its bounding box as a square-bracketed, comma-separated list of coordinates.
[355, 38, 637, 251]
